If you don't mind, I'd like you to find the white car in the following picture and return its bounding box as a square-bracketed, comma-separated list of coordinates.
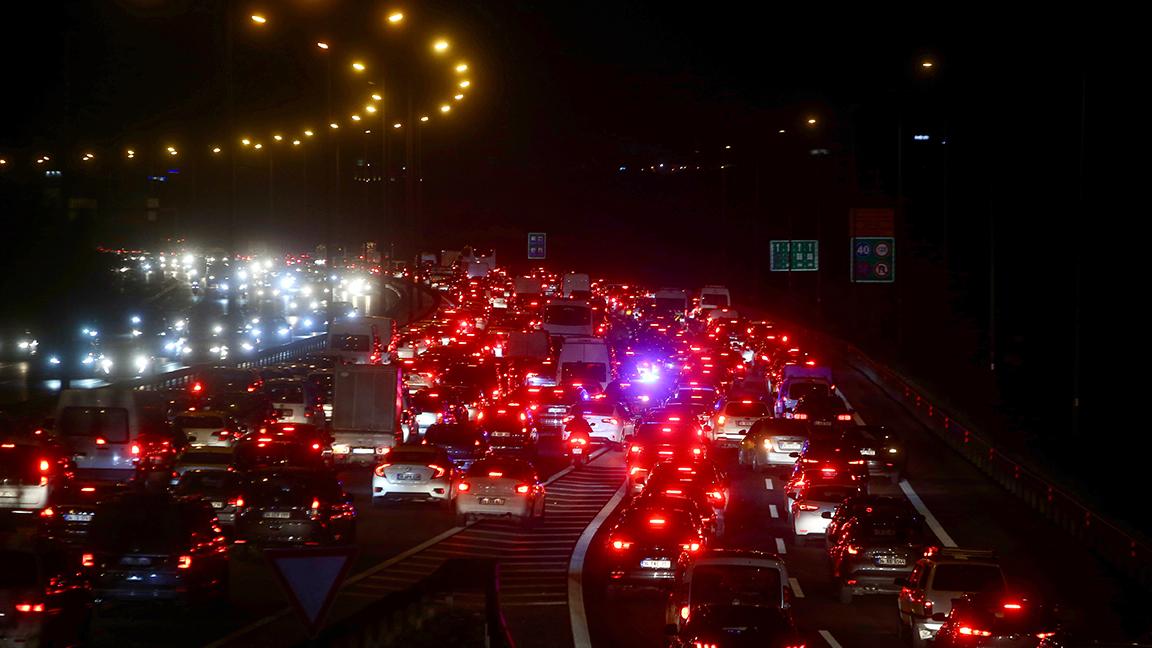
[266, 379, 321, 425]
[0, 443, 52, 513]
[372, 445, 455, 507]
[573, 401, 632, 446]
[173, 411, 238, 448]
[790, 482, 859, 544]
[710, 398, 772, 448]
[455, 458, 546, 527]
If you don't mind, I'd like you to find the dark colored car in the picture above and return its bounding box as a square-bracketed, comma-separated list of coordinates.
[791, 393, 853, 428]
[480, 406, 538, 457]
[234, 468, 356, 547]
[38, 482, 128, 552]
[823, 494, 919, 550]
[626, 423, 709, 494]
[841, 425, 907, 484]
[232, 429, 330, 471]
[828, 512, 930, 603]
[0, 547, 92, 646]
[675, 606, 802, 648]
[934, 594, 1058, 647]
[174, 470, 245, 535]
[605, 507, 707, 588]
[82, 491, 229, 604]
[788, 436, 869, 486]
[423, 423, 489, 471]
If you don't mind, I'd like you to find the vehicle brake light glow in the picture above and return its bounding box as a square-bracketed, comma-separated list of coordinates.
[717, 415, 726, 426]
[515, 484, 531, 494]
[837, 414, 853, 421]
[1003, 602, 1023, 610]
[1036, 632, 1056, 639]
[846, 546, 860, 555]
[665, 489, 683, 495]
[692, 447, 702, 456]
[681, 542, 701, 552]
[428, 464, 447, 479]
[130, 444, 141, 455]
[374, 463, 391, 477]
[39, 459, 50, 472]
[15, 603, 44, 613]
[82, 553, 95, 567]
[177, 555, 193, 569]
[796, 503, 818, 511]
[191, 382, 203, 393]
[958, 627, 992, 637]
[793, 413, 808, 420]
[488, 471, 504, 478]
[611, 539, 632, 550]
[680, 605, 690, 620]
[457, 482, 470, 492]
[95, 438, 107, 445]
[311, 498, 321, 510]
[648, 517, 666, 526]
[39, 507, 54, 518]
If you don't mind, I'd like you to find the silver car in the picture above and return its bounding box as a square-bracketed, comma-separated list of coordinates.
[372, 445, 455, 507]
[454, 458, 545, 527]
[710, 399, 772, 448]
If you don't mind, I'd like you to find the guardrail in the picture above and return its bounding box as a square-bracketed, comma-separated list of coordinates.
[126, 334, 330, 392]
[839, 340, 1152, 590]
[305, 558, 515, 648]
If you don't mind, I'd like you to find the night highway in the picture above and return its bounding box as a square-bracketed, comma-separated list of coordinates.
[0, 3, 1141, 648]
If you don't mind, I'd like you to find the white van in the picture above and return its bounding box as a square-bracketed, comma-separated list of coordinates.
[562, 273, 591, 300]
[698, 285, 732, 311]
[327, 315, 395, 364]
[557, 336, 613, 391]
[54, 388, 141, 481]
[541, 298, 594, 339]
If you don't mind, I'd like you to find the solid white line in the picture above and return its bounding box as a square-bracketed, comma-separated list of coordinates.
[769, 504, 779, 519]
[899, 480, 958, 547]
[569, 480, 629, 648]
[765, 478, 774, 490]
[819, 630, 844, 648]
[837, 392, 867, 425]
[775, 537, 787, 554]
[788, 577, 805, 598]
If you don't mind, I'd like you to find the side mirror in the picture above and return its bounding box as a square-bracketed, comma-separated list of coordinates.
[931, 612, 948, 622]
[663, 624, 679, 637]
[893, 577, 910, 587]
[821, 511, 832, 519]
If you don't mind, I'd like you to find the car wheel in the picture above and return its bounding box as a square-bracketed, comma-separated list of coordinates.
[838, 582, 853, 605]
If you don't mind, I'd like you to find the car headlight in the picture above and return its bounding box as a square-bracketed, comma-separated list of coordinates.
[763, 439, 773, 450]
[888, 447, 899, 454]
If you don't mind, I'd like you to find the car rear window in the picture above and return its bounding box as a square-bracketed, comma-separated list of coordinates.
[235, 443, 322, 469]
[623, 508, 697, 539]
[268, 385, 305, 403]
[634, 423, 699, 443]
[58, 407, 130, 443]
[91, 501, 191, 552]
[724, 402, 770, 417]
[545, 305, 591, 327]
[579, 402, 617, 417]
[387, 449, 440, 464]
[804, 485, 855, 502]
[245, 473, 336, 505]
[467, 460, 534, 480]
[174, 415, 226, 429]
[561, 363, 607, 385]
[0, 550, 38, 587]
[931, 564, 1004, 592]
[177, 451, 233, 466]
[692, 564, 782, 608]
[175, 471, 241, 494]
[787, 382, 829, 400]
[856, 522, 924, 544]
[424, 425, 482, 446]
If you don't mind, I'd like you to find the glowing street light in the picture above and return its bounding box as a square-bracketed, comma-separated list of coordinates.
[329, 122, 340, 129]
[921, 60, 934, 68]
[316, 41, 330, 50]
[253, 143, 263, 149]
[455, 63, 468, 73]
[387, 12, 404, 23]
[273, 134, 283, 141]
[371, 93, 383, 101]
[433, 39, 449, 53]
[807, 117, 817, 125]
[393, 122, 402, 129]
[454, 93, 464, 100]
[241, 138, 252, 146]
[365, 105, 377, 113]
[439, 104, 451, 113]
[250, 14, 267, 24]
[292, 139, 301, 146]
[126, 149, 136, 158]
[351, 114, 362, 121]
[304, 130, 314, 137]
[212, 146, 222, 154]
[352, 61, 366, 72]
[458, 80, 471, 88]
[419, 115, 429, 122]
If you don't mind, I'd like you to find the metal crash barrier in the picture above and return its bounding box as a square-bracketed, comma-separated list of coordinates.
[303, 558, 516, 648]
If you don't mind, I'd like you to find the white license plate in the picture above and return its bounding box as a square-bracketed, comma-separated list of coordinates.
[778, 442, 802, 451]
[351, 448, 376, 454]
[396, 473, 423, 481]
[572, 447, 583, 455]
[736, 419, 756, 426]
[64, 513, 94, 522]
[860, 448, 876, 456]
[0, 490, 17, 499]
[479, 497, 505, 505]
[263, 511, 291, 519]
[491, 431, 511, 437]
[210, 501, 224, 509]
[640, 559, 672, 569]
[548, 407, 566, 413]
[279, 409, 293, 417]
[876, 556, 906, 566]
[814, 421, 832, 426]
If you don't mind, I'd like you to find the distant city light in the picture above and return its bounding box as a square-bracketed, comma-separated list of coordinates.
[913, 134, 931, 141]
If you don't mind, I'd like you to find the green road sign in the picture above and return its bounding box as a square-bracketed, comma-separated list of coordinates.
[770, 240, 819, 271]
[851, 237, 895, 283]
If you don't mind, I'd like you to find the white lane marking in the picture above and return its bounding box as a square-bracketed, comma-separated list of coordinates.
[819, 629, 844, 648]
[837, 391, 867, 425]
[788, 577, 805, 598]
[769, 504, 779, 518]
[899, 479, 958, 548]
[204, 524, 468, 647]
[544, 447, 609, 486]
[775, 537, 787, 554]
[765, 478, 774, 490]
[569, 480, 629, 648]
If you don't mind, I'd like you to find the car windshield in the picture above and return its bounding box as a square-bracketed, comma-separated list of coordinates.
[91, 500, 191, 552]
[787, 382, 829, 400]
[692, 565, 782, 608]
[245, 473, 336, 506]
[175, 471, 240, 494]
[174, 415, 226, 429]
[58, 406, 130, 443]
[425, 424, 482, 446]
[724, 402, 770, 417]
[545, 305, 590, 326]
[387, 449, 441, 464]
[0, 550, 38, 587]
[931, 564, 1004, 592]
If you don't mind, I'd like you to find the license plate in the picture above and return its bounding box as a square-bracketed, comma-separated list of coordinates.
[279, 409, 293, 417]
[396, 473, 423, 481]
[814, 421, 832, 426]
[0, 490, 16, 498]
[548, 407, 566, 413]
[778, 442, 801, 451]
[736, 419, 755, 426]
[64, 512, 94, 522]
[491, 431, 511, 437]
[479, 497, 505, 505]
[876, 556, 906, 566]
[572, 447, 583, 455]
[210, 501, 224, 509]
[351, 448, 375, 454]
[263, 511, 291, 519]
[640, 559, 672, 569]
[860, 448, 876, 456]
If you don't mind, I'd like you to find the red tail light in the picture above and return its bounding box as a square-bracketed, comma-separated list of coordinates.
[629, 445, 641, 454]
[648, 517, 667, 526]
[374, 463, 391, 477]
[796, 503, 819, 511]
[191, 382, 203, 393]
[82, 553, 95, 567]
[680, 605, 690, 620]
[837, 414, 853, 421]
[311, 498, 321, 510]
[95, 438, 107, 445]
[457, 482, 471, 492]
[1036, 632, 1056, 639]
[846, 545, 860, 555]
[39, 459, 50, 472]
[958, 627, 992, 637]
[515, 484, 531, 494]
[610, 538, 632, 550]
[681, 541, 702, 552]
[312, 443, 321, 450]
[707, 490, 725, 502]
[848, 459, 865, 465]
[130, 444, 141, 456]
[230, 497, 244, 508]
[39, 507, 54, 518]
[602, 418, 619, 425]
[14, 603, 44, 613]
[177, 555, 192, 569]
[428, 464, 447, 479]
[717, 415, 726, 426]
[793, 413, 808, 420]
[692, 447, 703, 456]
[1003, 602, 1023, 610]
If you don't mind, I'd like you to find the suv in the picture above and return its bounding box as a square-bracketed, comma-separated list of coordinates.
[897, 547, 1007, 646]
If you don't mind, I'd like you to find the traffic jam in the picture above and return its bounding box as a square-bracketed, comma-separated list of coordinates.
[1, 254, 1092, 647]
